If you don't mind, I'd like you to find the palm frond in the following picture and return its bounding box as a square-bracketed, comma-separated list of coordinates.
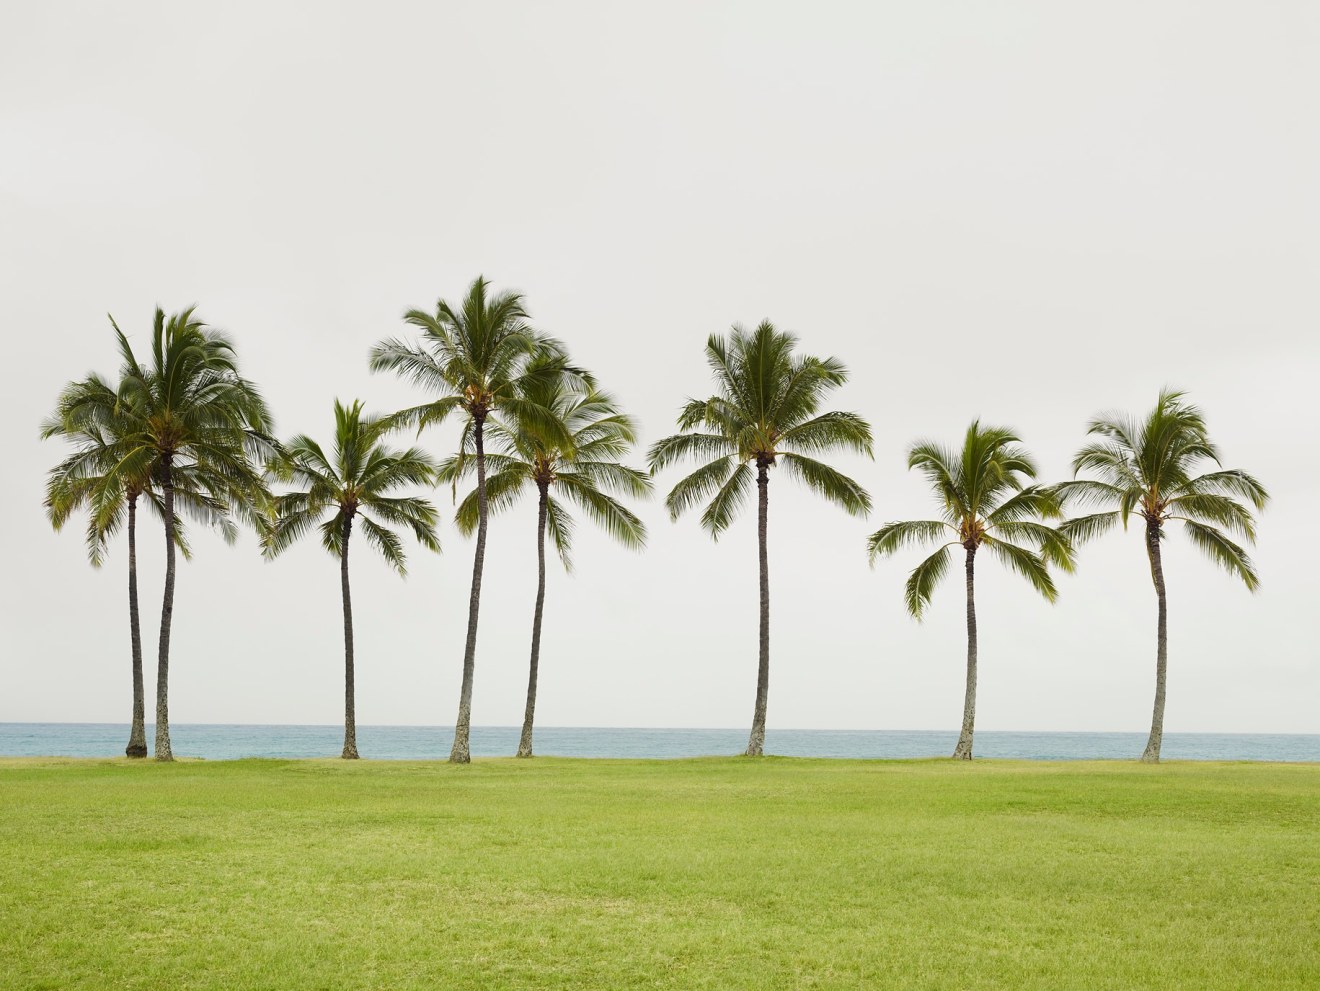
[904, 544, 956, 620]
[981, 536, 1059, 602]
[1177, 520, 1261, 591]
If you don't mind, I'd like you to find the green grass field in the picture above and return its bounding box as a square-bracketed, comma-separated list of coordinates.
[2, 756, 1316, 989]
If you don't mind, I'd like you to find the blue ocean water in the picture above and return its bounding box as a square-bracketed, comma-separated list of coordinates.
[1, 723, 1316, 762]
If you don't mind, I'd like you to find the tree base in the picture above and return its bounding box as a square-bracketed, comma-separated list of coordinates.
[952, 739, 974, 760]
[1139, 751, 1161, 764]
[125, 743, 148, 759]
[341, 750, 359, 760]
[449, 750, 471, 764]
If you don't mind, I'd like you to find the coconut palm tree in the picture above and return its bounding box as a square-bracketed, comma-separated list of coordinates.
[264, 400, 440, 759]
[438, 363, 650, 758]
[1053, 390, 1267, 762]
[867, 422, 1073, 760]
[42, 370, 234, 758]
[648, 321, 873, 757]
[102, 307, 275, 761]
[370, 276, 570, 763]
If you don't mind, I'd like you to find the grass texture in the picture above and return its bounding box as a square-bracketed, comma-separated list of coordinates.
[2, 756, 1317, 989]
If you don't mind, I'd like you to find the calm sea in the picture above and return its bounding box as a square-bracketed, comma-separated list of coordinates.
[1, 723, 1316, 762]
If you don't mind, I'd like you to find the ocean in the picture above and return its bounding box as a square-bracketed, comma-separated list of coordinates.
[1, 723, 1316, 762]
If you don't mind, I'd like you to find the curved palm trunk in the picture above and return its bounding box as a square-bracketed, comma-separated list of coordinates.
[154, 457, 176, 762]
[745, 461, 771, 757]
[125, 493, 147, 759]
[952, 544, 978, 760]
[341, 515, 359, 759]
[451, 413, 488, 764]
[517, 483, 550, 758]
[1141, 521, 1168, 763]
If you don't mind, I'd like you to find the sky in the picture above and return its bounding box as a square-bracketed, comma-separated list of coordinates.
[2, 1, 1317, 736]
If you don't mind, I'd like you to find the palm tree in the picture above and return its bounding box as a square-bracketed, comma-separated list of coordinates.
[647, 321, 873, 757]
[98, 307, 274, 761]
[41, 370, 233, 758]
[1054, 390, 1267, 762]
[264, 400, 440, 759]
[370, 276, 569, 763]
[867, 422, 1073, 760]
[438, 363, 650, 758]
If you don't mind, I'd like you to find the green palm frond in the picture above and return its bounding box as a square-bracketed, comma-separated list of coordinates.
[1177, 520, 1260, 591]
[986, 520, 1075, 572]
[981, 535, 1059, 600]
[357, 515, 408, 575]
[556, 475, 647, 550]
[545, 496, 575, 572]
[904, 544, 955, 620]
[700, 462, 754, 539]
[1057, 511, 1122, 546]
[647, 432, 735, 473]
[866, 520, 955, 563]
[778, 454, 871, 516]
[1178, 469, 1269, 510]
[1166, 493, 1257, 540]
[664, 456, 735, 520]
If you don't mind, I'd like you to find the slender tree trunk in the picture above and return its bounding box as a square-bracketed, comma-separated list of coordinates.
[952, 544, 978, 760]
[1141, 521, 1169, 763]
[745, 460, 771, 757]
[125, 492, 147, 759]
[451, 413, 488, 764]
[154, 456, 176, 762]
[517, 482, 550, 758]
[341, 514, 359, 760]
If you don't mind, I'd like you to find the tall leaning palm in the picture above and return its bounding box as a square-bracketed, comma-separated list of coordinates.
[648, 321, 873, 757]
[867, 422, 1073, 760]
[42, 370, 233, 758]
[264, 400, 440, 759]
[1054, 390, 1267, 763]
[370, 276, 568, 763]
[439, 366, 650, 758]
[108, 308, 274, 761]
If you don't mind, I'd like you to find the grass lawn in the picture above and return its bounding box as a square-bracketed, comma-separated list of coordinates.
[1, 756, 1317, 989]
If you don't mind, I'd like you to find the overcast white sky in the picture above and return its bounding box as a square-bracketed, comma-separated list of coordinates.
[3, 1, 1316, 735]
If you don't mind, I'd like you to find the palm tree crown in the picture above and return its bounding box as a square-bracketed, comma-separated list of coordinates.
[648, 321, 873, 531]
[440, 363, 650, 568]
[868, 422, 1072, 618]
[265, 399, 440, 572]
[1055, 389, 1267, 762]
[648, 320, 873, 757]
[1057, 390, 1267, 587]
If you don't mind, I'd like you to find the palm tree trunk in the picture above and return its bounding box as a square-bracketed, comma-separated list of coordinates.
[341, 514, 359, 760]
[154, 456, 176, 762]
[517, 482, 550, 758]
[745, 460, 771, 757]
[451, 412, 488, 764]
[1141, 521, 1169, 763]
[125, 492, 147, 759]
[952, 544, 978, 760]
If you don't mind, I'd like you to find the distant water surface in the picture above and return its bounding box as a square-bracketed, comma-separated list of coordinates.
[1, 724, 1316, 762]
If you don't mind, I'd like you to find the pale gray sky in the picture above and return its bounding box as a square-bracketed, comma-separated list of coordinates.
[3, 1, 1316, 734]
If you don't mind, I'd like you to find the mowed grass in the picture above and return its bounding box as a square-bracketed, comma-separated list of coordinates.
[1, 757, 1317, 990]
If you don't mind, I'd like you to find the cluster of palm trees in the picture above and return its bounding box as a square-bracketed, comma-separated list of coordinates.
[43, 278, 1268, 766]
